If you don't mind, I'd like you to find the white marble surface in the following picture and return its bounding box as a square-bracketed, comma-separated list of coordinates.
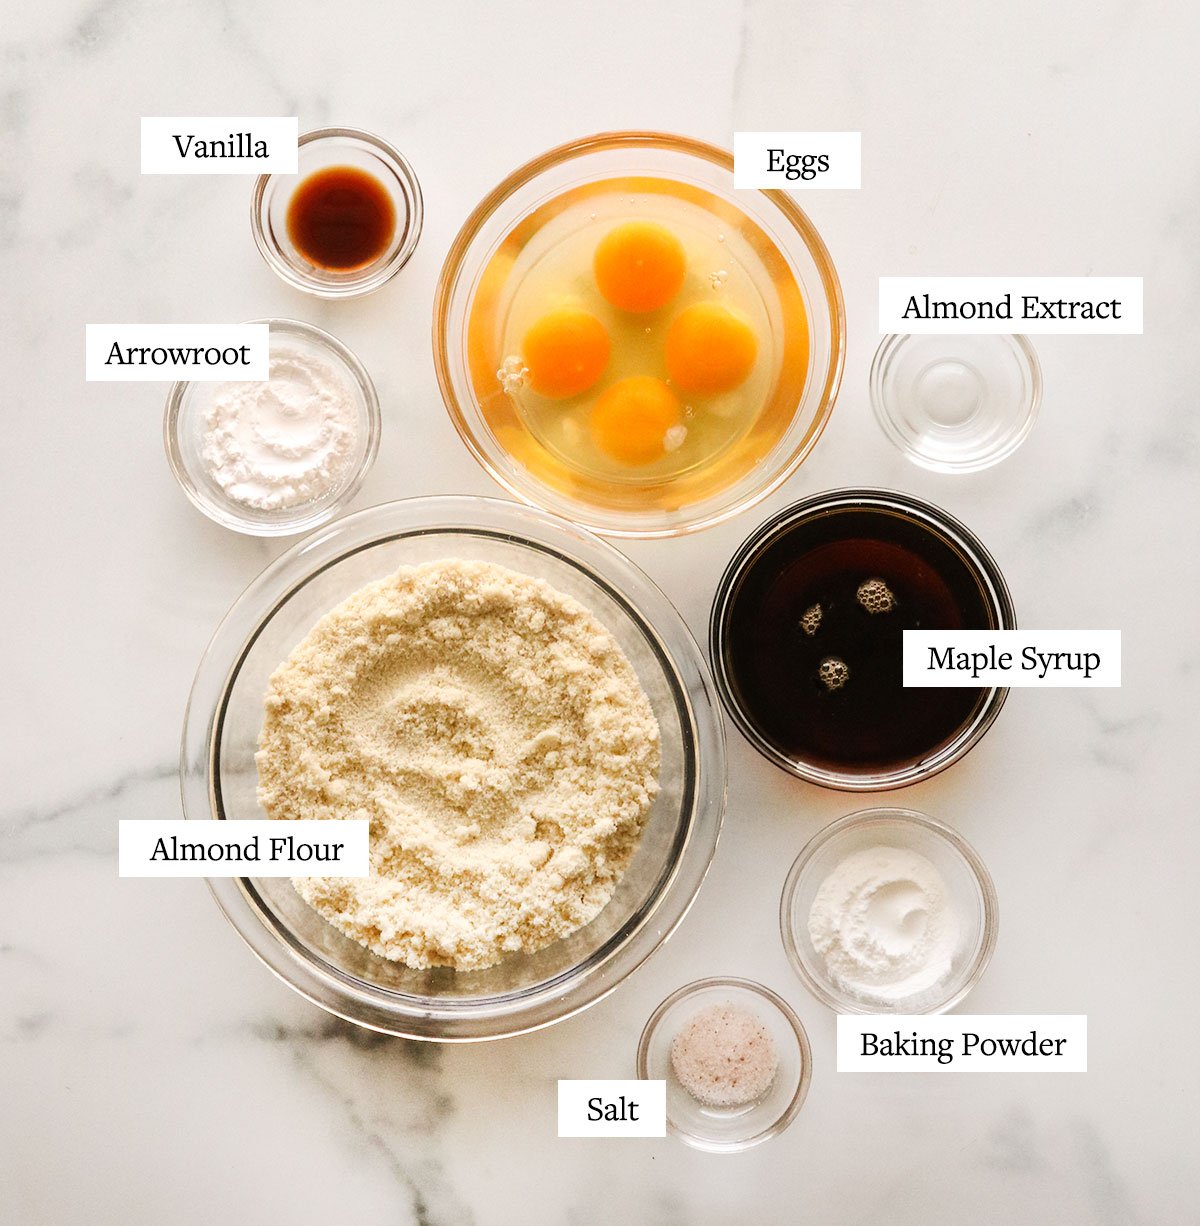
[3, 1, 1198, 1221]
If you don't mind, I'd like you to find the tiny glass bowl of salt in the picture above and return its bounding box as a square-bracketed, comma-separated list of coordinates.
[780, 807, 998, 1015]
[637, 977, 812, 1152]
[164, 318, 380, 536]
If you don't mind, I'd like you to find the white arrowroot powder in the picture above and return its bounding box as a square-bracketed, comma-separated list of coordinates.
[201, 344, 359, 510]
[256, 558, 661, 971]
[807, 846, 959, 1005]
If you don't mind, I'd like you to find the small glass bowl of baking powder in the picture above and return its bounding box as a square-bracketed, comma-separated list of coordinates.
[637, 977, 812, 1152]
[780, 808, 998, 1015]
[164, 318, 380, 535]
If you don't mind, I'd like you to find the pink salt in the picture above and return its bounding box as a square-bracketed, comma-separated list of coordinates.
[669, 1002, 778, 1108]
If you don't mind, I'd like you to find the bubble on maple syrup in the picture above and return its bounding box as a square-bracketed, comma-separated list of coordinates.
[497, 355, 528, 394]
[799, 604, 822, 636]
[818, 656, 849, 692]
[857, 578, 896, 614]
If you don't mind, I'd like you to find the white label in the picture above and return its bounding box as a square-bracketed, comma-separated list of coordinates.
[141, 116, 298, 174]
[118, 820, 369, 878]
[903, 630, 1121, 688]
[879, 276, 1142, 334]
[557, 1080, 666, 1137]
[85, 324, 269, 381]
[733, 131, 861, 189]
[838, 1016, 1087, 1072]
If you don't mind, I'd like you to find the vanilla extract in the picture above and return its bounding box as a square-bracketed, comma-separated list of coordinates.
[287, 165, 397, 271]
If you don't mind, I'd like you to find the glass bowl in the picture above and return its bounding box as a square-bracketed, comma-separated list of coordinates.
[709, 488, 1016, 790]
[637, 977, 811, 1151]
[252, 126, 423, 298]
[780, 808, 998, 1014]
[164, 318, 380, 536]
[181, 496, 726, 1040]
[433, 131, 845, 538]
[871, 333, 1042, 473]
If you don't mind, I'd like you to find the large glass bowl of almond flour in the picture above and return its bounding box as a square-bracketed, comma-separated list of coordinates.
[182, 495, 726, 1040]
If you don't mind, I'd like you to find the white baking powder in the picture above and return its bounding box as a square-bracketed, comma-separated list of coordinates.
[201, 344, 359, 510]
[807, 845, 959, 1005]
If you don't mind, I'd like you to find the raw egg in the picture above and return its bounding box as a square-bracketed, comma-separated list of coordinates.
[593, 221, 686, 313]
[665, 302, 758, 394]
[591, 376, 682, 465]
[523, 307, 610, 398]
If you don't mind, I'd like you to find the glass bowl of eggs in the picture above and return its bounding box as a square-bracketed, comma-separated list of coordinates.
[434, 132, 845, 538]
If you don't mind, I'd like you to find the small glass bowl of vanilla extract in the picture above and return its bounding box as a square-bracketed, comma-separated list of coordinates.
[252, 127, 422, 298]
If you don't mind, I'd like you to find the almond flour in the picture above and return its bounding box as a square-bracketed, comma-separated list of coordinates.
[255, 558, 661, 971]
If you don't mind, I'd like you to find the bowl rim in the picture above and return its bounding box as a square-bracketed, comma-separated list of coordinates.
[778, 807, 1000, 1014]
[636, 974, 813, 1152]
[431, 129, 846, 539]
[162, 317, 381, 537]
[180, 494, 727, 1040]
[708, 486, 1017, 790]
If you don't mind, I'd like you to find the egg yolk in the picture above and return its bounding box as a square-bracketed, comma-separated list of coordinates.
[522, 307, 610, 398]
[593, 221, 686, 313]
[664, 302, 758, 394]
[590, 376, 682, 465]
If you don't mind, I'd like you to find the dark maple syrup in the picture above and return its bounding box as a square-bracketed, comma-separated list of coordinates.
[286, 165, 396, 271]
[717, 503, 998, 775]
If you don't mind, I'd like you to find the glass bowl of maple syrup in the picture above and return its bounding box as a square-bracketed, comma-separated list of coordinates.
[709, 489, 1016, 790]
[252, 127, 423, 298]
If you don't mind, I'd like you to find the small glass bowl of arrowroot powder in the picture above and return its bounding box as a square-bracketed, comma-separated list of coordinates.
[637, 977, 812, 1151]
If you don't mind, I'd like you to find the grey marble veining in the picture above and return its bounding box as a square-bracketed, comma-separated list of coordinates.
[2, 0, 1198, 1222]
